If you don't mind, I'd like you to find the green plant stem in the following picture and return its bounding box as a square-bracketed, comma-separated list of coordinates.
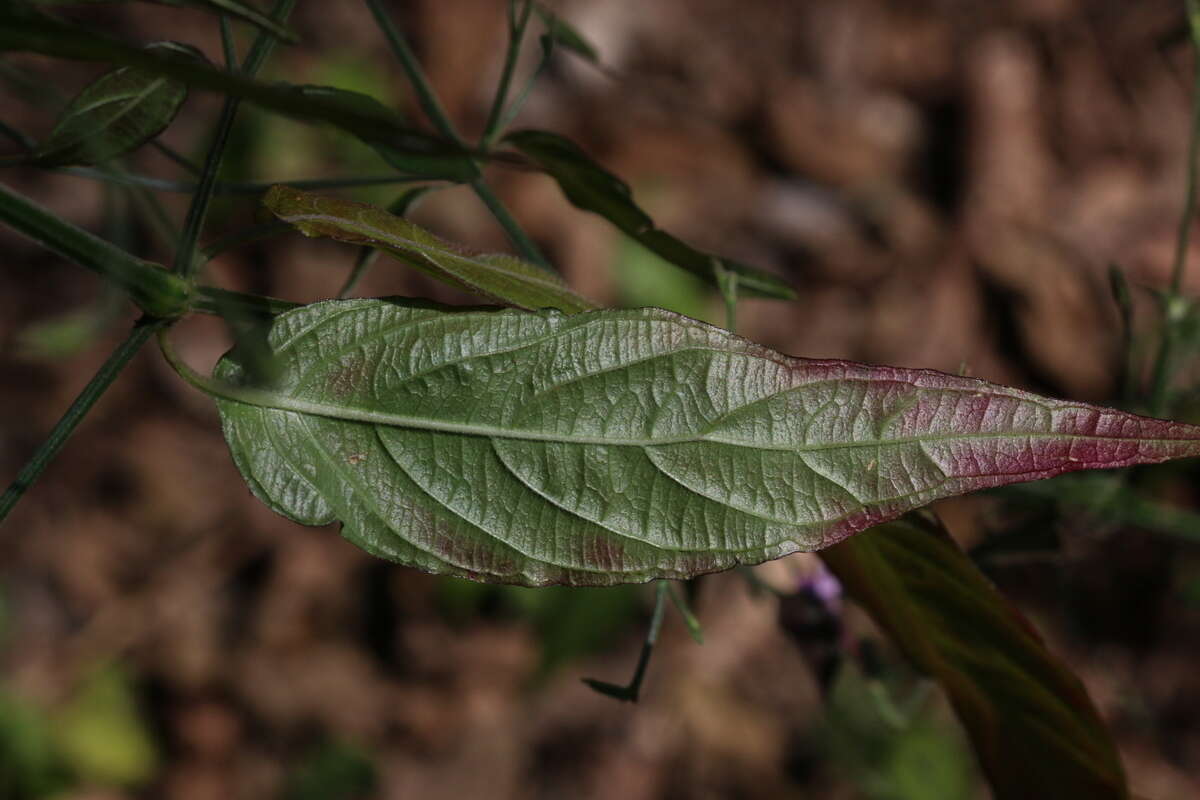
[0, 319, 165, 525]
[581, 581, 668, 702]
[149, 139, 201, 175]
[338, 248, 382, 299]
[192, 285, 300, 317]
[470, 178, 549, 268]
[0, 181, 189, 317]
[176, 0, 295, 278]
[481, 0, 534, 148]
[48, 168, 436, 196]
[362, 0, 551, 269]
[1149, 0, 1200, 414]
[492, 38, 553, 137]
[361, 0, 460, 144]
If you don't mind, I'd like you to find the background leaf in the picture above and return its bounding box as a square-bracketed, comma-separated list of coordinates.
[263, 185, 595, 312]
[33, 41, 201, 167]
[0, 11, 479, 180]
[504, 129, 796, 299]
[30, 0, 300, 43]
[821, 514, 1129, 799]
[170, 299, 1200, 587]
[532, 3, 599, 63]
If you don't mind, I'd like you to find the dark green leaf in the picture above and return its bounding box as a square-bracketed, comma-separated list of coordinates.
[263, 185, 595, 312]
[33, 41, 200, 166]
[0, 11, 479, 181]
[504, 129, 795, 299]
[30, 0, 300, 43]
[533, 2, 598, 62]
[821, 514, 1129, 800]
[163, 298, 1200, 587]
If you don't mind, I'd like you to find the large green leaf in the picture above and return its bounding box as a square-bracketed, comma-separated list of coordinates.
[34, 41, 200, 166]
[822, 514, 1129, 799]
[164, 298, 1200, 586]
[0, 10, 478, 180]
[263, 185, 595, 313]
[503, 129, 796, 299]
[30, 0, 299, 43]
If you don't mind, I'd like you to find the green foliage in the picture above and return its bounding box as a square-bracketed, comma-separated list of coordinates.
[6, 2, 1200, 797]
[263, 185, 594, 312]
[33, 41, 201, 167]
[52, 664, 158, 788]
[823, 515, 1128, 799]
[504, 129, 796, 299]
[30, 0, 300, 43]
[162, 297, 1200, 594]
[0, 690, 67, 800]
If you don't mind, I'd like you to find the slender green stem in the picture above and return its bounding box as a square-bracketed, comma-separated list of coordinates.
[149, 139, 201, 175]
[219, 14, 238, 68]
[362, 0, 551, 269]
[481, 0, 534, 148]
[471, 178, 550, 268]
[0, 319, 165, 524]
[0, 180, 190, 317]
[666, 583, 704, 644]
[338, 249, 382, 299]
[0, 119, 34, 150]
[492, 38, 554, 137]
[362, 0, 462, 144]
[581, 581, 668, 702]
[48, 168, 437, 196]
[1149, 0, 1200, 415]
[192, 285, 301, 318]
[175, 1, 295, 278]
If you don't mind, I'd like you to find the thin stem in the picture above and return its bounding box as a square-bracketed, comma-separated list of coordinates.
[338, 249, 381, 299]
[0, 119, 34, 150]
[666, 583, 704, 644]
[1173, 0, 1200, 296]
[471, 178, 549, 268]
[0, 180, 190, 317]
[175, 1, 295, 278]
[492, 37, 553, 137]
[361, 0, 552, 270]
[47, 168, 437, 196]
[1149, 5, 1200, 414]
[0, 319, 165, 525]
[192, 285, 301, 318]
[149, 139, 202, 175]
[219, 15, 238, 69]
[581, 581, 668, 702]
[362, 0, 462, 145]
[481, 0, 534, 148]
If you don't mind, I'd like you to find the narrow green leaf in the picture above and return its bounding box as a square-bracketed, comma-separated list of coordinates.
[504, 129, 795, 299]
[30, 0, 300, 44]
[162, 298, 1200, 586]
[821, 514, 1129, 800]
[0, 11, 479, 181]
[33, 42, 200, 166]
[532, 2, 598, 63]
[263, 185, 595, 312]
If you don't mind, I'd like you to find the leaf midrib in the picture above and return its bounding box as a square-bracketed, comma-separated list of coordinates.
[208, 377, 1186, 454]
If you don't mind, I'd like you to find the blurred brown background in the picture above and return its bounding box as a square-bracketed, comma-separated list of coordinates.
[3, 0, 1200, 797]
